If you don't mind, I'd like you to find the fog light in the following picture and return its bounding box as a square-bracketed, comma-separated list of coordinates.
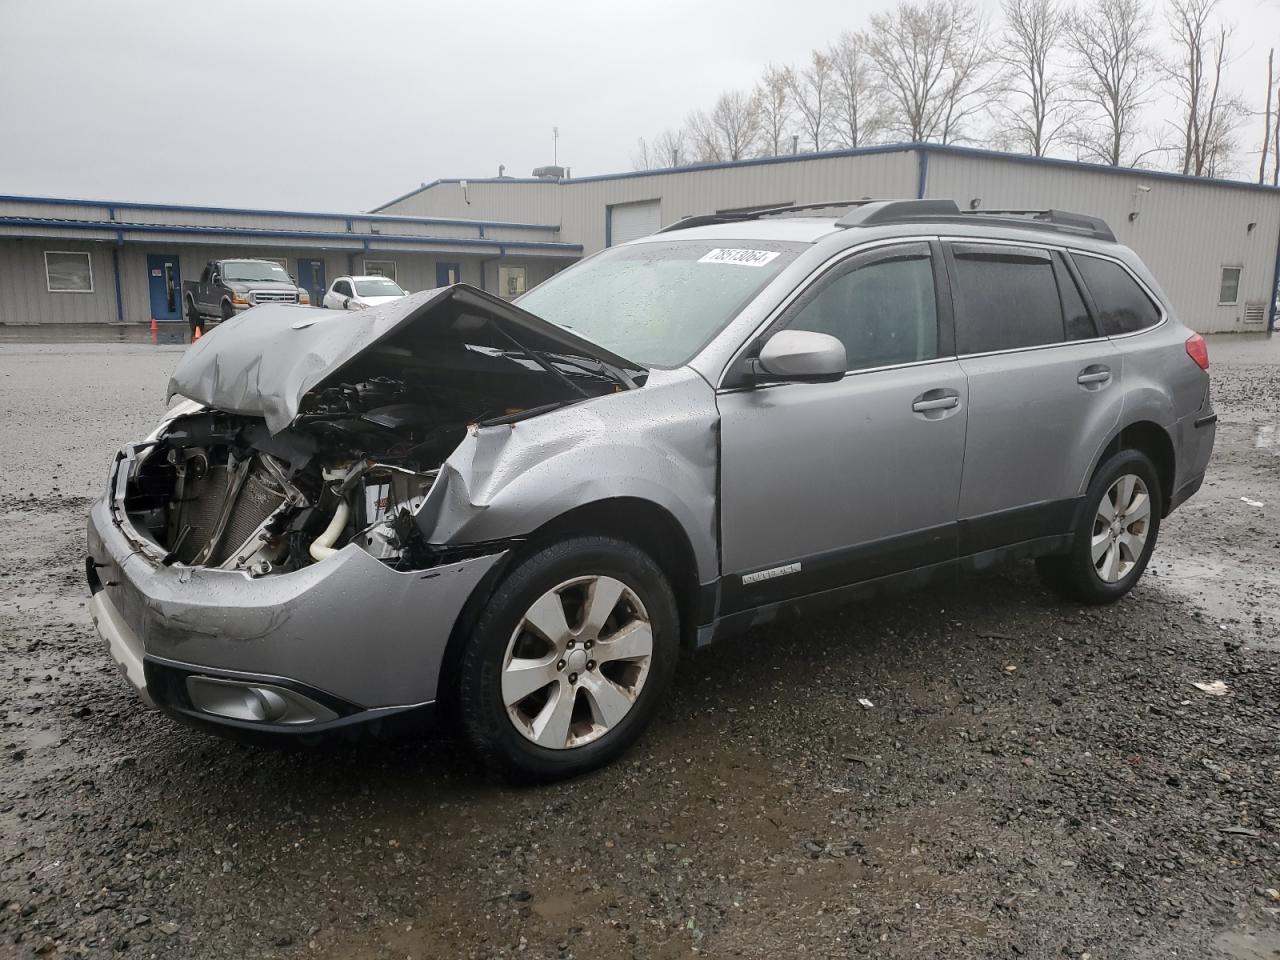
[185, 676, 338, 724]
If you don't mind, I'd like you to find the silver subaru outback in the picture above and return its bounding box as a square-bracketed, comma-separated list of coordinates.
[86, 199, 1216, 780]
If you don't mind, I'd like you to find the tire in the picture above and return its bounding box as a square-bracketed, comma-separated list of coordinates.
[1036, 449, 1163, 604]
[457, 536, 679, 782]
[220, 300, 235, 323]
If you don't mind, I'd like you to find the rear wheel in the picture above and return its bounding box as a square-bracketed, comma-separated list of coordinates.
[1036, 449, 1162, 604]
[457, 536, 679, 782]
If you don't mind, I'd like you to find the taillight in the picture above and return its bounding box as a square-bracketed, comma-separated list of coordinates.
[1185, 334, 1209, 370]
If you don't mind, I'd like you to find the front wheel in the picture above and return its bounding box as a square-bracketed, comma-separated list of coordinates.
[1037, 449, 1163, 604]
[457, 536, 679, 782]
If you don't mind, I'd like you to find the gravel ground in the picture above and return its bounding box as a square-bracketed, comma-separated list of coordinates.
[1, 332, 1278, 960]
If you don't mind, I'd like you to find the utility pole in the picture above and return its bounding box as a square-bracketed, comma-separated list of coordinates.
[553, 126, 559, 167]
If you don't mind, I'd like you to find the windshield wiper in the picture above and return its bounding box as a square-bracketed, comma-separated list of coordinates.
[545, 352, 638, 390]
[485, 321, 592, 399]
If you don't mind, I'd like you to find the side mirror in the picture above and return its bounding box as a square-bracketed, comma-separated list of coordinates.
[753, 330, 846, 383]
[342, 297, 351, 309]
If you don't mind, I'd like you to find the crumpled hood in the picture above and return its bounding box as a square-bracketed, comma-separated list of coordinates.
[167, 283, 641, 435]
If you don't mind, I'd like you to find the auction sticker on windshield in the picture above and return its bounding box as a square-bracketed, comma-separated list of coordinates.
[698, 248, 782, 267]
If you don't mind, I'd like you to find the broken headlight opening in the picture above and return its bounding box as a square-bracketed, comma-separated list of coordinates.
[120, 384, 531, 578]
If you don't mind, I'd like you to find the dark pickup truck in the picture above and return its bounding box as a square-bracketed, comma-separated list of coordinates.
[182, 259, 310, 330]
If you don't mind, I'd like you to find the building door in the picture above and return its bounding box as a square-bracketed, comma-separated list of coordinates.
[606, 199, 661, 246]
[297, 258, 326, 306]
[146, 253, 182, 322]
[436, 262, 462, 287]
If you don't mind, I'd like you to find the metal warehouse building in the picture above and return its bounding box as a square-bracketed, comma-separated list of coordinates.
[0, 197, 580, 326]
[376, 143, 1280, 335]
[2, 142, 1277, 334]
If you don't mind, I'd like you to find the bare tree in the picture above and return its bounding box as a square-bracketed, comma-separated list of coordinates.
[999, 0, 1069, 155]
[651, 128, 686, 167]
[630, 137, 654, 171]
[829, 32, 879, 148]
[756, 64, 795, 156]
[710, 90, 762, 161]
[683, 109, 722, 163]
[1166, 0, 1243, 176]
[787, 50, 835, 151]
[864, 0, 996, 144]
[1261, 49, 1273, 184]
[1064, 0, 1157, 166]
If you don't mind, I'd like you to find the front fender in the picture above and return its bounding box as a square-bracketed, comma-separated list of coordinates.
[417, 369, 721, 583]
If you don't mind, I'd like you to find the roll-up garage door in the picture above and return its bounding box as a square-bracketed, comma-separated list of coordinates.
[607, 199, 662, 246]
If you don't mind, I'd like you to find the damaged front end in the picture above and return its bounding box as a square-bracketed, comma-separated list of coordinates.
[87, 284, 647, 733]
[137, 283, 643, 578]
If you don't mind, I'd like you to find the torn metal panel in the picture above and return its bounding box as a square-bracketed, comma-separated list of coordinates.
[418, 367, 722, 583]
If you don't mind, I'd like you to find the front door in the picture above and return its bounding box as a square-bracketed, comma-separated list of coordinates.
[717, 240, 967, 613]
[146, 254, 182, 322]
[436, 262, 461, 287]
[297, 258, 326, 306]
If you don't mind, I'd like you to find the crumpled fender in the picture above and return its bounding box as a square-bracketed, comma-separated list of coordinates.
[417, 367, 721, 583]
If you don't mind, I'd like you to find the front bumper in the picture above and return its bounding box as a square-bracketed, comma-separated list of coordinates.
[85, 448, 505, 735]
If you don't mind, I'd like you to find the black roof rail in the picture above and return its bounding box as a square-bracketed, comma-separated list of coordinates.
[958, 208, 1116, 242]
[834, 199, 962, 227]
[659, 198, 1117, 243]
[656, 198, 883, 233]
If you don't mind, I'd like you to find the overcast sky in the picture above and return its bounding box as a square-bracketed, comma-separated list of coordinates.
[3, 0, 1278, 213]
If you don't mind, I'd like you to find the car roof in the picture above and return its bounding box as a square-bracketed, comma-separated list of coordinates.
[631, 199, 1121, 251]
[628, 217, 842, 245]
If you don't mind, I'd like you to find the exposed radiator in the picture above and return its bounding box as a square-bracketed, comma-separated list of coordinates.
[208, 458, 289, 566]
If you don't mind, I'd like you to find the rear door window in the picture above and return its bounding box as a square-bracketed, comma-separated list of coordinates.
[782, 242, 939, 371]
[1071, 254, 1162, 335]
[949, 243, 1065, 354]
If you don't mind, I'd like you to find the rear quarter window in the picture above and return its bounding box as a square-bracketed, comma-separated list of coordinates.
[1072, 253, 1162, 335]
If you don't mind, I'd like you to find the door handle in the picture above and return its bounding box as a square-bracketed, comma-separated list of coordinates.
[1077, 366, 1112, 386]
[912, 396, 959, 412]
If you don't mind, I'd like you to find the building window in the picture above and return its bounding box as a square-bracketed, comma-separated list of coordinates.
[1218, 266, 1242, 305]
[45, 251, 93, 293]
[364, 259, 397, 281]
[498, 264, 527, 298]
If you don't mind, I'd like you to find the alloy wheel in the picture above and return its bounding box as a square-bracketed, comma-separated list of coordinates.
[501, 575, 653, 749]
[1091, 473, 1151, 583]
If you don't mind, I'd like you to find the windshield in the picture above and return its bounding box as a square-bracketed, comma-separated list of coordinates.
[354, 277, 405, 297]
[222, 261, 291, 282]
[516, 239, 805, 368]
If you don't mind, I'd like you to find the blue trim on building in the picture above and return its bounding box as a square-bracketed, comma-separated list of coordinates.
[0, 217, 581, 253]
[111, 247, 124, 324]
[0, 194, 559, 233]
[915, 148, 929, 199]
[1269, 221, 1280, 335]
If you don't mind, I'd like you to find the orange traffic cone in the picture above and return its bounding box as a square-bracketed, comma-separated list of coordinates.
[149, 318, 158, 332]
[192, 325, 202, 342]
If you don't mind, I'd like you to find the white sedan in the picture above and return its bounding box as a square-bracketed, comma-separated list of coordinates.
[322, 275, 408, 310]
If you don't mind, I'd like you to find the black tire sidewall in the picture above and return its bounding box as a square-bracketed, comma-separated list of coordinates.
[1070, 449, 1163, 602]
[458, 536, 679, 782]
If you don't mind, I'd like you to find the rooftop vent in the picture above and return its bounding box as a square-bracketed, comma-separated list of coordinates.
[532, 165, 565, 180]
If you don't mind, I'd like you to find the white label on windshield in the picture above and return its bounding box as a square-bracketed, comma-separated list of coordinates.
[698, 248, 781, 267]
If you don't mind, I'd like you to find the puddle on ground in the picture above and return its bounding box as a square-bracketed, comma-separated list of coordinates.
[1256, 423, 1279, 452]
[1213, 930, 1280, 960]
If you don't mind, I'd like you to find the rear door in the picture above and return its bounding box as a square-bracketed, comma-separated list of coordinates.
[717, 240, 968, 612]
[946, 240, 1121, 554]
